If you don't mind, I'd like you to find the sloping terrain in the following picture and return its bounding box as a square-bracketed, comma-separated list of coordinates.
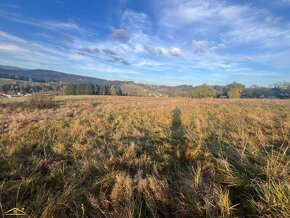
[0, 65, 124, 85]
[0, 66, 193, 96]
[0, 96, 289, 217]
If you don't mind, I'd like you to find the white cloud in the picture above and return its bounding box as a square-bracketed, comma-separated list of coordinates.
[0, 31, 26, 43]
[191, 40, 225, 54]
[157, 0, 290, 50]
[135, 60, 165, 67]
[158, 0, 253, 28]
[0, 1, 289, 84]
[169, 47, 181, 56]
[0, 11, 82, 32]
[154, 0, 290, 67]
[0, 43, 26, 52]
[0, 31, 81, 65]
[233, 71, 279, 77]
[192, 40, 208, 53]
[121, 10, 151, 31]
[0, 29, 137, 72]
[43, 21, 80, 30]
[223, 21, 290, 49]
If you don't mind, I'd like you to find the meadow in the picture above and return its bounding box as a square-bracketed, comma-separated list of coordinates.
[0, 96, 289, 217]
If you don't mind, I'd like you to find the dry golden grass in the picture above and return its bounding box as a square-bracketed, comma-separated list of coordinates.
[0, 96, 289, 217]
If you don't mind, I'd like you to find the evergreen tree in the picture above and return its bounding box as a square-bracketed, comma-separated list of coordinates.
[116, 86, 122, 95]
[94, 84, 99, 95]
[65, 84, 76, 95]
[0, 84, 10, 93]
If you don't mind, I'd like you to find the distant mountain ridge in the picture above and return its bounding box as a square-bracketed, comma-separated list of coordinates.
[1, 65, 289, 99]
[0, 65, 195, 96]
[0, 65, 128, 85]
[0, 65, 27, 70]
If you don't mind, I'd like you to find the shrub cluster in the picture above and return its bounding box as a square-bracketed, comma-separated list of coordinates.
[28, 93, 56, 109]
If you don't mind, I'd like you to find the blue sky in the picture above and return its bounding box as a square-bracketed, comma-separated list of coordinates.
[0, 0, 290, 86]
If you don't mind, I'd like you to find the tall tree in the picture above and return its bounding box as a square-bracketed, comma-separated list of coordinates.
[225, 82, 245, 98]
[0, 84, 10, 93]
[192, 84, 216, 98]
[116, 86, 122, 95]
[110, 85, 117, 95]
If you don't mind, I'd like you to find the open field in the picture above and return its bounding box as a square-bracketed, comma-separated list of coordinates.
[0, 96, 289, 217]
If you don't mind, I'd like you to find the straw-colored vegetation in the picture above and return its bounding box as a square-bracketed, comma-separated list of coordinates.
[0, 96, 289, 217]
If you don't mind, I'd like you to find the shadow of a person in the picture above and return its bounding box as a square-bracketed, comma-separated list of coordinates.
[171, 107, 185, 162]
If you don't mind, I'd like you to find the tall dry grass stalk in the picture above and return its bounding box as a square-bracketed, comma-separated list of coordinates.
[0, 96, 289, 217]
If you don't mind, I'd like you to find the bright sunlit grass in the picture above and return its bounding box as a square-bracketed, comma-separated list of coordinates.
[0, 96, 289, 217]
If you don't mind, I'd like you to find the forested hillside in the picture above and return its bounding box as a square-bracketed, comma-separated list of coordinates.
[1, 66, 290, 98]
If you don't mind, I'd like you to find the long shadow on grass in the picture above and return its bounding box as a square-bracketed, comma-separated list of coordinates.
[171, 107, 185, 163]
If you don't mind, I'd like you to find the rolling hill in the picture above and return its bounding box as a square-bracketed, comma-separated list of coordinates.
[0, 65, 126, 85]
[0, 65, 194, 97]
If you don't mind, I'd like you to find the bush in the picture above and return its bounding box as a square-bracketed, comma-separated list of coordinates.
[28, 93, 56, 109]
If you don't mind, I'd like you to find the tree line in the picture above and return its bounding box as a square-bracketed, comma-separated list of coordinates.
[191, 82, 290, 99]
[1, 79, 290, 99]
[0, 81, 65, 94]
[64, 83, 123, 95]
